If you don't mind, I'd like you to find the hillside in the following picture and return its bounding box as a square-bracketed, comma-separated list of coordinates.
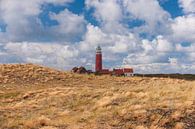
[0, 64, 195, 129]
[0, 64, 70, 84]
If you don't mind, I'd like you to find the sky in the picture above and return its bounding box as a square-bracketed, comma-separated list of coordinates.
[0, 0, 195, 74]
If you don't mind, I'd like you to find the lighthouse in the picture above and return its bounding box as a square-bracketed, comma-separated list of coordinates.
[95, 45, 102, 72]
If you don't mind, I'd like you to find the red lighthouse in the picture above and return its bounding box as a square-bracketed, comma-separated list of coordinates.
[95, 45, 102, 72]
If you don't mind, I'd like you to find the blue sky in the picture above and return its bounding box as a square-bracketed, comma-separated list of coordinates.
[0, 0, 195, 73]
[0, 0, 186, 36]
[39, 0, 183, 31]
[159, 0, 183, 18]
[39, 0, 99, 28]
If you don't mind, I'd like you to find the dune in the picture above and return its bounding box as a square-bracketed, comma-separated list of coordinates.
[0, 64, 194, 129]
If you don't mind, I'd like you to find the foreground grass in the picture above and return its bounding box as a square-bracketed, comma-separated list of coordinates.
[0, 74, 195, 129]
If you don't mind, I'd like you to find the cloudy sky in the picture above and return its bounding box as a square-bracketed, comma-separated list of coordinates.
[0, 0, 195, 73]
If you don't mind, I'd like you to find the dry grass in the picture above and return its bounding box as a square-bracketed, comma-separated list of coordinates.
[0, 64, 195, 129]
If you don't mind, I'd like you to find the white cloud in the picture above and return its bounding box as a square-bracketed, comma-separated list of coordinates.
[123, 35, 174, 65]
[168, 57, 178, 65]
[156, 35, 174, 52]
[127, 62, 195, 74]
[85, 0, 122, 23]
[49, 9, 86, 41]
[0, 0, 195, 73]
[179, 0, 195, 13]
[124, 57, 195, 74]
[0, 0, 85, 42]
[171, 14, 195, 43]
[80, 24, 140, 55]
[4, 42, 79, 69]
[50, 9, 86, 34]
[123, 0, 169, 23]
[176, 43, 195, 52]
[122, 0, 171, 35]
[85, 0, 129, 34]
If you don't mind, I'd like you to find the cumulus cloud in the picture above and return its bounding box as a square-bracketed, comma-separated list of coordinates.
[179, 0, 195, 13]
[0, 0, 85, 42]
[0, 0, 195, 73]
[85, 0, 130, 34]
[49, 9, 86, 42]
[122, 0, 171, 35]
[124, 56, 195, 74]
[127, 63, 195, 74]
[171, 14, 195, 43]
[79, 24, 141, 68]
[123, 35, 174, 65]
[85, 0, 122, 23]
[80, 24, 140, 52]
[3, 42, 79, 69]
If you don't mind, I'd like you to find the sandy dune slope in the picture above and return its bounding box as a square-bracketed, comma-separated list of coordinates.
[0, 64, 195, 129]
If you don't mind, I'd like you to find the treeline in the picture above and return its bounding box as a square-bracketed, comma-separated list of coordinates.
[134, 74, 195, 80]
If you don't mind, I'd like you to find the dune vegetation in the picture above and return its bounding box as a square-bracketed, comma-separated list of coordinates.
[0, 64, 194, 129]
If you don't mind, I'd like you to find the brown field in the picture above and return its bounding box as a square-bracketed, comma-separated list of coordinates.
[0, 64, 195, 129]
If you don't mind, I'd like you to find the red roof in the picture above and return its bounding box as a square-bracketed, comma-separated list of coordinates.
[97, 68, 133, 75]
[112, 68, 134, 75]
[113, 69, 124, 75]
[123, 68, 133, 73]
[99, 69, 111, 74]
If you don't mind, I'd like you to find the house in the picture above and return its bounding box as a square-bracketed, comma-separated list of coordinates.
[95, 46, 134, 76]
[112, 68, 134, 76]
